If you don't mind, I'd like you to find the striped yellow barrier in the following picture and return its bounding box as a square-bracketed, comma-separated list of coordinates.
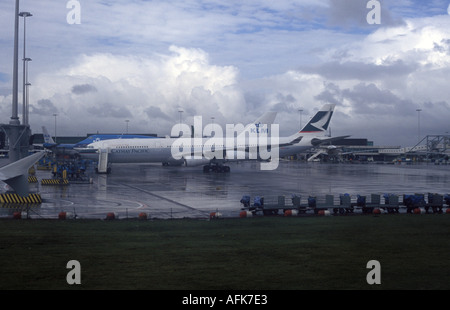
[0, 193, 42, 204]
[28, 176, 38, 183]
[0, 203, 41, 209]
[41, 179, 69, 185]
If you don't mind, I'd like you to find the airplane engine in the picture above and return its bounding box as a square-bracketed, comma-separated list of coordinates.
[183, 157, 211, 167]
[163, 159, 184, 166]
[326, 145, 338, 155]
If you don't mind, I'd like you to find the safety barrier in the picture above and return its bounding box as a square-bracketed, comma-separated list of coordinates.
[41, 179, 69, 185]
[28, 176, 38, 183]
[0, 193, 42, 204]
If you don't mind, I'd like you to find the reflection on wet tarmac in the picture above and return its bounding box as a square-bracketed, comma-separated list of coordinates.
[1, 161, 449, 219]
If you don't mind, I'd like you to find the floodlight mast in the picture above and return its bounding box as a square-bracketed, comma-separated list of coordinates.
[11, 0, 20, 125]
[5, 0, 32, 163]
[19, 11, 32, 125]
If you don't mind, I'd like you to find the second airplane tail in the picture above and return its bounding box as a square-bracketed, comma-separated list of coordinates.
[42, 126, 56, 145]
[300, 104, 335, 134]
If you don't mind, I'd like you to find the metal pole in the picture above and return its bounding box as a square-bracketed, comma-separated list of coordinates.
[24, 58, 31, 125]
[11, 0, 20, 125]
[20, 12, 32, 125]
[298, 109, 303, 130]
[53, 113, 57, 143]
[22, 15, 25, 124]
[25, 81, 31, 125]
[416, 109, 422, 143]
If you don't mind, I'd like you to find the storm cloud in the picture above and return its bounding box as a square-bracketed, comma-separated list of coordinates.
[71, 84, 98, 95]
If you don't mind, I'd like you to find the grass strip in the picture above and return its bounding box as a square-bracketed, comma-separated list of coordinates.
[0, 214, 449, 290]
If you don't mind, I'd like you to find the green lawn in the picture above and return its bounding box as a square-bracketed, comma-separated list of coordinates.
[0, 214, 449, 290]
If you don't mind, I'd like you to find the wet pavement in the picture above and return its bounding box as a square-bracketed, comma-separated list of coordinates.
[1, 160, 450, 219]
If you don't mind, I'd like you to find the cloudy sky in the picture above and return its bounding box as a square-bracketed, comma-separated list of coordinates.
[1, 0, 450, 146]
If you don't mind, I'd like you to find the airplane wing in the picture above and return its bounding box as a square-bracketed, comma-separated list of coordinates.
[311, 135, 351, 146]
[0, 151, 45, 196]
[279, 136, 303, 147]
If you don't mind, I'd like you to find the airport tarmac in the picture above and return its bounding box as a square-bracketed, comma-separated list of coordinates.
[1, 160, 450, 219]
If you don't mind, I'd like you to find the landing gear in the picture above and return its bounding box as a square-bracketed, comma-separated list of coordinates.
[203, 164, 231, 173]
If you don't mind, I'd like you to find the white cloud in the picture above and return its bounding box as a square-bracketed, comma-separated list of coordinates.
[29, 46, 245, 136]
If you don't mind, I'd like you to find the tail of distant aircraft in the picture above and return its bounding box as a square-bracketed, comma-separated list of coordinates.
[0, 151, 45, 196]
[236, 111, 277, 140]
[42, 126, 56, 146]
[300, 104, 335, 134]
[282, 104, 349, 146]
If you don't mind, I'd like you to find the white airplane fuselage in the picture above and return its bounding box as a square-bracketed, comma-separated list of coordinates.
[80, 133, 324, 165]
[78, 104, 347, 170]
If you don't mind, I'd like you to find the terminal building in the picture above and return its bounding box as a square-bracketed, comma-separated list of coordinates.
[302, 136, 450, 163]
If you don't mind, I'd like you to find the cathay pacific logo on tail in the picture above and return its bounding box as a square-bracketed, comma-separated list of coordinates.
[300, 106, 334, 133]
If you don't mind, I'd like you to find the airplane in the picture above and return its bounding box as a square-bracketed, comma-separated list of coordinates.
[0, 151, 45, 196]
[77, 104, 349, 173]
[277, 104, 349, 159]
[41, 126, 157, 156]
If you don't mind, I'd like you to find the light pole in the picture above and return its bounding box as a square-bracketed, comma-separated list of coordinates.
[19, 11, 32, 125]
[24, 57, 31, 125]
[177, 108, 184, 137]
[11, 0, 20, 125]
[416, 109, 422, 143]
[178, 108, 184, 125]
[298, 109, 303, 130]
[25, 81, 31, 126]
[53, 113, 57, 143]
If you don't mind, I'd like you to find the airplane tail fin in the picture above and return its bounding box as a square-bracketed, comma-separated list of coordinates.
[252, 111, 278, 127]
[0, 152, 45, 196]
[280, 104, 336, 145]
[237, 111, 277, 139]
[42, 126, 56, 144]
[300, 104, 335, 134]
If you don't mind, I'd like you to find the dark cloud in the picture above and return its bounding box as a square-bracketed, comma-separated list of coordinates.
[433, 39, 450, 54]
[315, 82, 343, 106]
[299, 60, 418, 81]
[315, 82, 417, 115]
[30, 99, 58, 116]
[272, 93, 297, 113]
[144, 106, 171, 120]
[71, 84, 98, 95]
[87, 102, 132, 118]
